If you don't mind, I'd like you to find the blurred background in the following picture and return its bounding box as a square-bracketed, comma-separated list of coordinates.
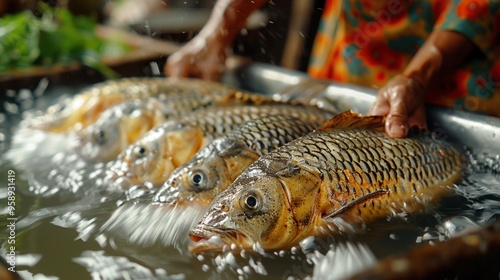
[0, 0, 326, 91]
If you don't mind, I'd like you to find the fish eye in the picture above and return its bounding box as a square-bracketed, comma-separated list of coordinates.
[92, 129, 106, 144]
[246, 196, 257, 208]
[240, 190, 262, 212]
[189, 169, 208, 191]
[133, 146, 147, 158]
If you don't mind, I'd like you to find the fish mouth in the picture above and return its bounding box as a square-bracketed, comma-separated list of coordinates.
[105, 168, 137, 189]
[25, 103, 71, 132]
[73, 135, 99, 161]
[188, 225, 251, 254]
[153, 188, 213, 208]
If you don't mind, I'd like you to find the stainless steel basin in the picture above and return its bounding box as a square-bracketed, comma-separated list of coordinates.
[224, 62, 500, 154]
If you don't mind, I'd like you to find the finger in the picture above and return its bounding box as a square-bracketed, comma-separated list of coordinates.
[201, 69, 222, 82]
[385, 101, 409, 138]
[165, 61, 190, 79]
[408, 106, 427, 130]
[201, 63, 225, 81]
[367, 98, 390, 116]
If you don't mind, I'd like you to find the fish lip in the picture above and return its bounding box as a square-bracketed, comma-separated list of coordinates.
[73, 138, 99, 162]
[188, 225, 250, 254]
[153, 190, 179, 204]
[105, 169, 135, 189]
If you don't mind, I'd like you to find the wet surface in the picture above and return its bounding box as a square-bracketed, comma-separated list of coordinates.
[0, 80, 499, 280]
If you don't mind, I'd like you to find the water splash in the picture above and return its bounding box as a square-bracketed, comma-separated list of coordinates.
[311, 242, 376, 280]
[73, 250, 185, 280]
[6, 126, 114, 197]
[99, 202, 207, 254]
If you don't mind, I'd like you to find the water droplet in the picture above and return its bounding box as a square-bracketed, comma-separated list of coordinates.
[150, 62, 161, 76]
[225, 252, 238, 269]
[21, 99, 34, 111]
[34, 78, 49, 97]
[18, 89, 32, 100]
[6, 90, 15, 98]
[155, 268, 167, 276]
[4, 102, 19, 114]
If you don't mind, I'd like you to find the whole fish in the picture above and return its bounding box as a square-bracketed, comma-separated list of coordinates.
[108, 104, 333, 188]
[25, 77, 244, 133]
[74, 91, 281, 162]
[188, 111, 466, 253]
[74, 97, 168, 162]
[154, 115, 323, 206]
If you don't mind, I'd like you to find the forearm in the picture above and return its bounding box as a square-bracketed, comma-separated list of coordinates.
[199, 0, 268, 46]
[403, 30, 476, 87]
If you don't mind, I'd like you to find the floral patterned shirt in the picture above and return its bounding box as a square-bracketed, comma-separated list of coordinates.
[308, 0, 500, 117]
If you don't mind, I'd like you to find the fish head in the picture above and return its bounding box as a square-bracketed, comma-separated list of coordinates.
[27, 91, 126, 133]
[75, 98, 167, 162]
[156, 138, 260, 206]
[74, 107, 123, 162]
[189, 158, 316, 253]
[109, 121, 204, 188]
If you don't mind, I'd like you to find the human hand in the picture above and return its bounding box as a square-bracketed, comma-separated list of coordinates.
[368, 74, 427, 138]
[164, 35, 229, 81]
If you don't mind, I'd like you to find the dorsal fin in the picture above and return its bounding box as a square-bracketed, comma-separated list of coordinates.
[219, 92, 308, 106]
[317, 110, 385, 132]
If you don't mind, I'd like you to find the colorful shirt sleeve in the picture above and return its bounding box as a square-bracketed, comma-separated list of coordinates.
[435, 0, 500, 55]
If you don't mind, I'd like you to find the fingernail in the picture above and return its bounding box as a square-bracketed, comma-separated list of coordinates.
[388, 123, 407, 138]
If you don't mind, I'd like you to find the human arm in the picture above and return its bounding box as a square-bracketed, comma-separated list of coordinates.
[164, 0, 267, 81]
[368, 30, 476, 138]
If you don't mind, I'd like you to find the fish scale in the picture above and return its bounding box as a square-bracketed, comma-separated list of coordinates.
[110, 104, 333, 188]
[26, 77, 255, 133]
[278, 128, 463, 217]
[87, 77, 240, 96]
[188, 111, 466, 253]
[154, 114, 325, 206]
[174, 105, 331, 138]
[75, 98, 169, 162]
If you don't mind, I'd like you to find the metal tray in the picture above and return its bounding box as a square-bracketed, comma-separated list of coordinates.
[224, 62, 500, 154]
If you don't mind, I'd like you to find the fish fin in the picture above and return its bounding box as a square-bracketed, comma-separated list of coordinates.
[218, 92, 268, 105]
[219, 92, 307, 106]
[323, 189, 388, 219]
[166, 126, 205, 167]
[317, 110, 385, 132]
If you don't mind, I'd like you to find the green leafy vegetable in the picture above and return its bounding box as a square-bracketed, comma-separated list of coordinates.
[0, 6, 130, 78]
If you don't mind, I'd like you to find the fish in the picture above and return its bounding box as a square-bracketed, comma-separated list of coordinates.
[188, 111, 466, 253]
[108, 104, 333, 189]
[154, 114, 323, 206]
[73, 88, 281, 162]
[25, 77, 244, 133]
[73, 97, 168, 162]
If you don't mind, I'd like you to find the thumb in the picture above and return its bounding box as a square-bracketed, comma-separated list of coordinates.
[165, 61, 189, 78]
[385, 101, 409, 138]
